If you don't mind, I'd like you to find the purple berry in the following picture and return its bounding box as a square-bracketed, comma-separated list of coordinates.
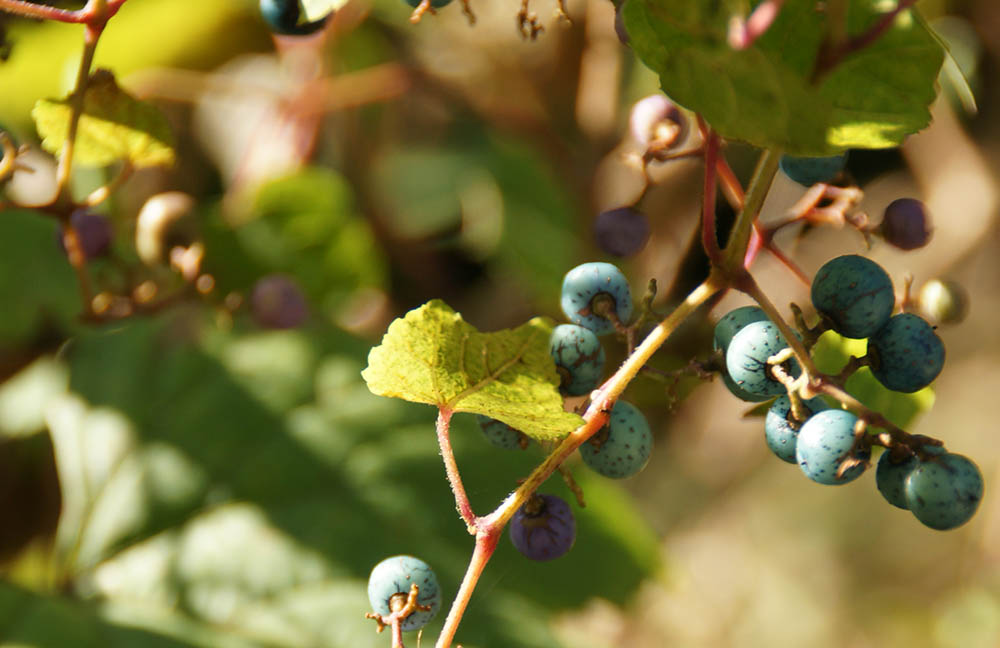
[58, 210, 112, 260]
[593, 207, 650, 257]
[251, 274, 308, 329]
[510, 493, 576, 561]
[880, 198, 932, 250]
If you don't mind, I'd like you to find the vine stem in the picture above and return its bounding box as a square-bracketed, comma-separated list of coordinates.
[722, 149, 780, 272]
[0, 0, 127, 23]
[435, 409, 477, 532]
[434, 530, 500, 648]
[56, 22, 102, 204]
[700, 127, 723, 266]
[813, 0, 919, 80]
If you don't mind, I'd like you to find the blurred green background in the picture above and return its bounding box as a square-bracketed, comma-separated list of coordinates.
[0, 0, 999, 646]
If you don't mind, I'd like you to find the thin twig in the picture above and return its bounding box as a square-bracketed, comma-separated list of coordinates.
[435, 409, 477, 533]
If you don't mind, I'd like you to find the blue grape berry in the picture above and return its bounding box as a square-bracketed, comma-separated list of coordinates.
[549, 324, 606, 396]
[404, 0, 454, 7]
[367, 555, 441, 631]
[811, 254, 895, 339]
[725, 321, 801, 398]
[510, 493, 576, 561]
[560, 262, 633, 336]
[880, 198, 932, 251]
[259, 0, 329, 35]
[779, 153, 848, 186]
[905, 452, 984, 530]
[251, 274, 308, 329]
[593, 207, 650, 257]
[476, 415, 525, 450]
[58, 210, 112, 260]
[795, 409, 870, 485]
[579, 400, 652, 479]
[867, 313, 944, 393]
[875, 450, 921, 509]
[764, 394, 829, 464]
[713, 306, 771, 402]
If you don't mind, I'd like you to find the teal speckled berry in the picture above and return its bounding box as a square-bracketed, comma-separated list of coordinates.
[811, 254, 895, 339]
[725, 321, 801, 398]
[560, 262, 633, 336]
[779, 153, 848, 186]
[875, 450, 920, 509]
[549, 324, 606, 396]
[259, 0, 329, 35]
[764, 394, 829, 464]
[579, 400, 652, 479]
[367, 555, 441, 631]
[476, 415, 524, 450]
[795, 409, 870, 485]
[867, 313, 944, 393]
[713, 306, 769, 352]
[905, 453, 983, 530]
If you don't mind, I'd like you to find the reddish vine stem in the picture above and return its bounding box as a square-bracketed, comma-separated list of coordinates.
[812, 0, 919, 80]
[435, 409, 477, 533]
[0, 0, 127, 24]
[699, 122, 724, 267]
[727, 0, 785, 50]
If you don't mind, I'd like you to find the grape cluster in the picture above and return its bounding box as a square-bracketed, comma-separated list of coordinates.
[714, 254, 982, 530]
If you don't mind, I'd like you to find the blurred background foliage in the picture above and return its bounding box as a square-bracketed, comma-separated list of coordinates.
[0, 0, 998, 646]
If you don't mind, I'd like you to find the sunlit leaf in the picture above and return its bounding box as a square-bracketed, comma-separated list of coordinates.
[362, 300, 583, 440]
[301, 0, 346, 22]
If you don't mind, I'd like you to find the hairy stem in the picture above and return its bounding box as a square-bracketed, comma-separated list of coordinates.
[435, 409, 477, 533]
[434, 530, 500, 648]
[0, 0, 85, 21]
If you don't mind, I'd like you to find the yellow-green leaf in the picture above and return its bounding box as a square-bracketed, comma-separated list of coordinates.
[362, 300, 583, 441]
[32, 69, 175, 168]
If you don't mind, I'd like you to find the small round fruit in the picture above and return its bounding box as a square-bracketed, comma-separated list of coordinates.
[629, 94, 687, 149]
[875, 449, 920, 509]
[867, 313, 944, 393]
[560, 262, 633, 336]
[404, 0, 454, 7]
[880, 198, 932, 250]
[725, 321, 801, 398]
[713, 306, 769, 353]
[918, 279, 969, 326]
[251, 274, 308, 329]
[779, 153, 848, 186]
[593, 207, 650, 257]
[510, 493, 576, 561]
[905, 452, 983, 530]
[764, 394, 829, 464]
[476, 415, 524, 450]
[367, 555, 441, 631]
[579, 400, 652, 479]
[795, 409, 870, 485]
[811, 254, 895, 339]
[260, 0, 329, 36]
[59, 210, 112, 260]
[720, 371, 772, 403]
[549, 324, 606, 396]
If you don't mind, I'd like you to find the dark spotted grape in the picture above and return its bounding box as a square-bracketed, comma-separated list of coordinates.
[811, 254, 895, 339]
[764, 394, 829, 464]
[867, 313, 944, 393]
[579, 400, 652, 479]
[367, 555, 441, 631]
[905, 452, 983, 530]
[880, 198, 932, 250]
[875, 450, 921, 509]
[549, 324, 605, 396]
[510, 493, 576, 561]
[779, 153, 848, 186]
[713, 306, 771, 402]
[259, 0, 329, 35]
[59, 210, 112, 260]
[251, 274, 308, 329]
[476, 415, 525, 450]
[725, 321, 801, 398]
[795, 409, 870, 485]
[593, 207, 650, 257]
[560, 262, 633, 336]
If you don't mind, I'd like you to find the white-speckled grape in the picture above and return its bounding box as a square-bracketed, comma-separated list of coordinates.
[811, 255, 895, 339]
[875, 450, 920, 509]
[367, 555, 441, 631]
[549, 324, 606, 396]
[476, 415, 524, 450]
[796, 409, 870, 485]
[725, 321, 801, 398]
[560, 262, 633, 336]
[905, 453, 983, 530]
[765, 394, 829, 463]
[579, 400, 652, 479]
[867, 313, 944, 393]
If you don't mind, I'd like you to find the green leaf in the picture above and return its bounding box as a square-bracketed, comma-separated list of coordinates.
[812, 331, 934, 428]
[32, 69, 175, 168]
[301, 0, 347, 22]
[622, 0, 945, 154]
[362, 300, 583, 440]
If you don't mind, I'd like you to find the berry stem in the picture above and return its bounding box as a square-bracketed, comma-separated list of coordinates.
[435, 408, 477, 533]
[721, 149, 780, 274]
[391, 619, 405, 648]
[699, 124, 724, 267]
